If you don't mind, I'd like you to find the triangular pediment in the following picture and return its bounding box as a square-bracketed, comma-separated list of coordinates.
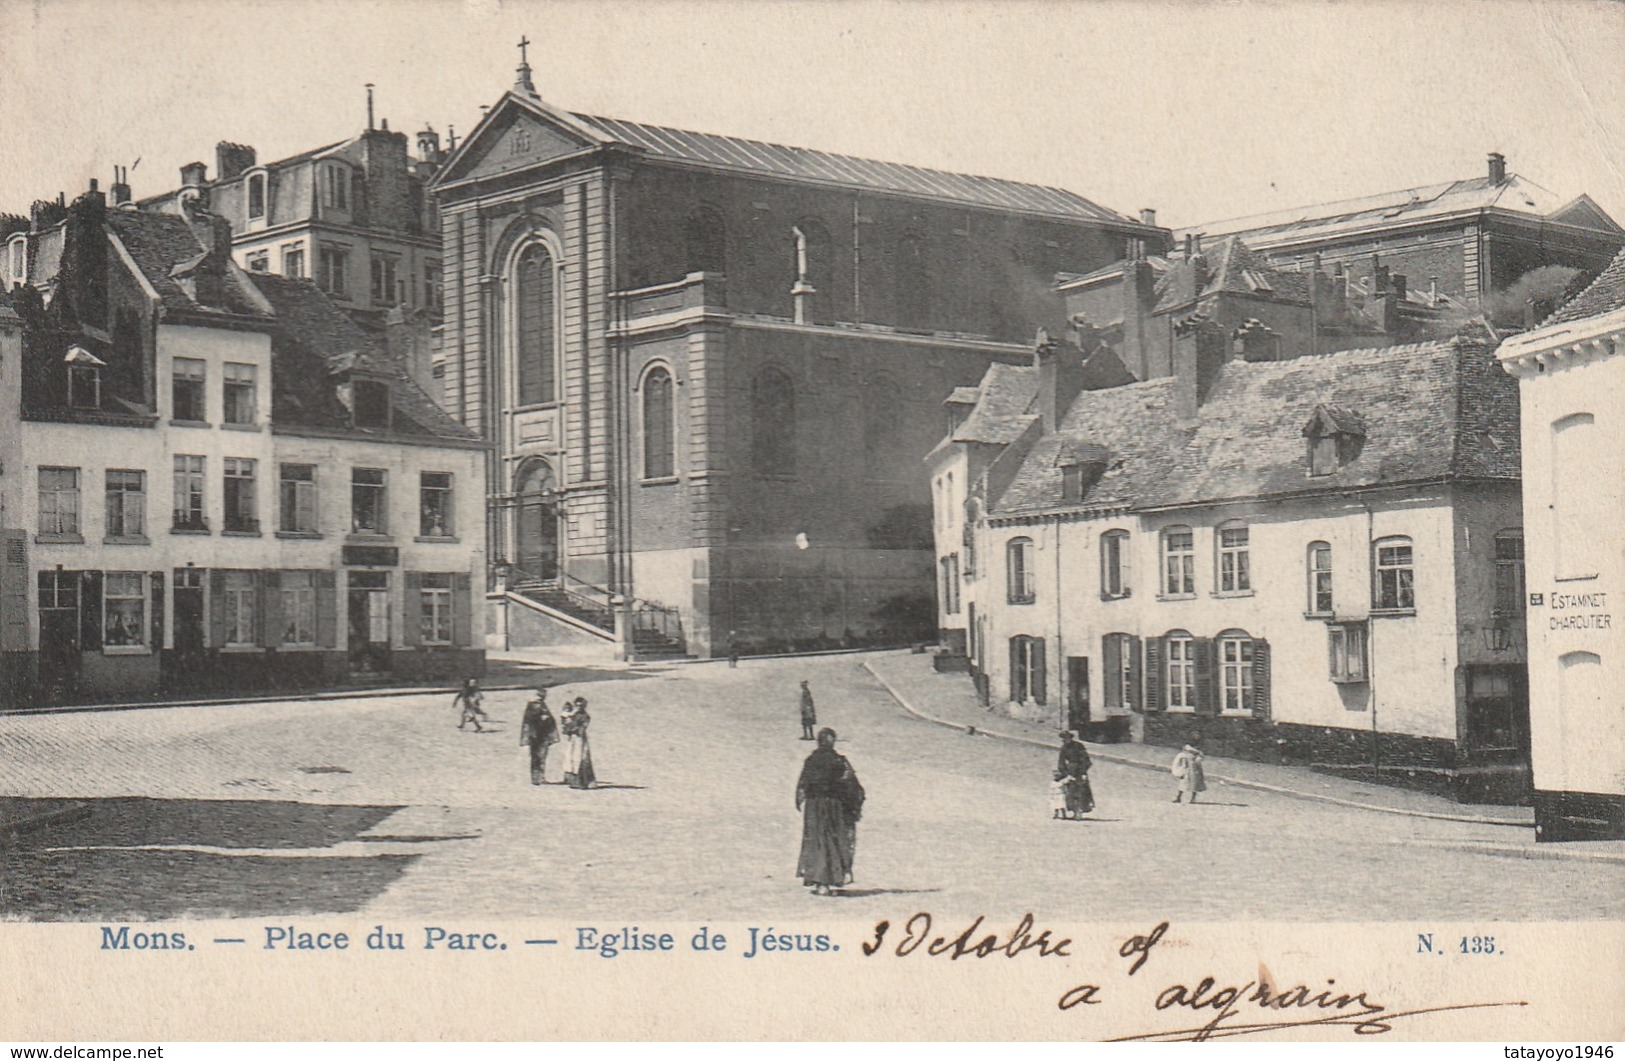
[434, 94, 608, 188]
[1548, 193, 1624, 235]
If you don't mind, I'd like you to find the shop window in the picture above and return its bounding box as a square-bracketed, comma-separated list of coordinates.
[103, 572, 147, 651]
[280, 571, 317, 647]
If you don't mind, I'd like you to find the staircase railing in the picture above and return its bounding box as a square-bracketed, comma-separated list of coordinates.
[632, 599, 684, 645]
[504, 565, 686, 651]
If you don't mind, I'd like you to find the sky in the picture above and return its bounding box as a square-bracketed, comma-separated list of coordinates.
[1, 0, 1622, 230]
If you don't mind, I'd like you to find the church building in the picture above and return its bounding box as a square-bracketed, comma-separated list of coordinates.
[429, 48, 1166, 657]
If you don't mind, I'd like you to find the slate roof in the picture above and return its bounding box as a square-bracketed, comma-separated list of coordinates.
[1152, 237, 1312, 313]
[1544, 246, 1625, 325]
[570, 111, 1138, 225]
[104, 210, 268, 318]
[1183, 173, 1584, 245]
[951, 362, 1039, 445]
[991, 336, 1518, 518]
[249, 274, 479, 444]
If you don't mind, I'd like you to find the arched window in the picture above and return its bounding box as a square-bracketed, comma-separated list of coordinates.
[1552, 413, 1600, 579]
[751, 368, 795, 475]
[1100, 529, 1130, 599]
[685, 207, 727, 275]
[1373, 535, 1415, 612]
[1217, 629, 1254, 714]
[514, 243, 557, 406]
[864, 376, 903, 479]
[246, 172, 266, 220]
[1307, 541, 1333, 615]
[642, 366, 675, 480]
[1161, 525, 1195, 597]
[893, 229, 929, 328]
[1216, 521, 1250, 594]
[1006, 536, 1035, 604]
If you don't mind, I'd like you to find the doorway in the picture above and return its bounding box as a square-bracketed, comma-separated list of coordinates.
[1067, 656, 1090, 733]
[171, 568, 206, 677]
[37, 570, 79, 701]
[347, 571, 391, 673]
[514, 458, 560, 581]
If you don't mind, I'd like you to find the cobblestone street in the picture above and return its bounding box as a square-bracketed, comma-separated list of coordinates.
[3, 651, 1620, 922]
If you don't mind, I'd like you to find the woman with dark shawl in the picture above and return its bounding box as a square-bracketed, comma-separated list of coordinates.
[561, 697, 597, 790]
[795, 728, 865, 896]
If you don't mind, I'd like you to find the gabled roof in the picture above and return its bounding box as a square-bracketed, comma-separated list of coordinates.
[1544, 246, 1625, 326]
[991, 336, 1518, 518]
[1152, 237, 1312, 313]
[438, 90, 1147, 226]
[105, 210, 269, 318]
[248, 274, 479, 444]
[1183, 172, 1619, 246]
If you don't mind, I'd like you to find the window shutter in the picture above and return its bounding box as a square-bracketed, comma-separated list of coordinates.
[402, 572, 422, 648]
[0, 532, 27, 653]
[260, 570, 282, 649]
[1102, 635, 1122, 710]
[149, 572, 165, 649]
[1032, 638, 1048, 706]
[1128, 636, 1143, 710]
[1143, 636, 1163, 711]
[1008, 638, 1022, 702]
[79, 570, 103, 651]
[209, 570, 227, 649]
[315, 571, 337, 649]
[452, 572, 473, 648]
[1251, 638, 1272, 720]
[1192, 637, 1217, 715]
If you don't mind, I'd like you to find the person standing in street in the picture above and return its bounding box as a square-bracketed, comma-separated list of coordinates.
[519, 688, 560, 786]
[453, 678, 487, 732]
[1056, 730, 1094, 818]
[561, 696, 597, 789]
[798, 679, 817, 740]
[1172, 742, 1206, 803]
[795, 728, 864, 896]
[727, 632, 740, 669]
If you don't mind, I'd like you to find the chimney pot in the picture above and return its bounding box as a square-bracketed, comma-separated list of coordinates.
[1488, 152, 1507, 183]
[180, 161, 208, 188]
[1140, 208, 1157, 226]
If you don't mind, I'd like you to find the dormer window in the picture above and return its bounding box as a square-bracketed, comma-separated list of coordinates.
[353, 379, 391, 429]
[1303, 405, 1366, 477]
[64, 345, 106, 411]
[247, 172, 267, 220]
[1057, 441, 1109, 503]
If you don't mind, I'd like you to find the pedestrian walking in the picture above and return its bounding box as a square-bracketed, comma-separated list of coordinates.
[795, 728, 864, 896]
[452, 678, 487, 732]
[798, 679, 817, 740]
[1172, 742, 1206, 803]
[1056, 730, 1094, 818]
[728, 632, 740, 669]
[1050, 771, 1071, 820]
[561, 696, 597, 790]
[519, 688, 560, 786]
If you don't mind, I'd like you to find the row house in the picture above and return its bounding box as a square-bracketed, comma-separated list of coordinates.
[1497, 248, 1625, 840]
[0, 184, 484, 706]
[931, 317, 1529, 802]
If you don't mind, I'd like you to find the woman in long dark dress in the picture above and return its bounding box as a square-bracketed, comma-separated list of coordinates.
[561, 697, 597, 789]
[796, 728, 865, 896]
[1057, 731, 1094, 818]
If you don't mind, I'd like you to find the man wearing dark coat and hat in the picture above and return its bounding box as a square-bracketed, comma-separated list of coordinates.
[795, 728, 865, 896]
[519, 688, 560, 785]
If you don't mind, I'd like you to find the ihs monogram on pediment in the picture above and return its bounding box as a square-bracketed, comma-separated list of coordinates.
[510, 128, 533, 157]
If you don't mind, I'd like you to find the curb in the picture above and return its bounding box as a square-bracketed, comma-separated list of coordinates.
[1392, 838, 1625, 866]
[0, 800, 93, 845]
[860, 661, 1532, 831]
[1, 684, 540, 718]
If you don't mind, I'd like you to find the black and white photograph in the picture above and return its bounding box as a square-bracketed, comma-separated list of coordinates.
[1, 0, 1621, 1044]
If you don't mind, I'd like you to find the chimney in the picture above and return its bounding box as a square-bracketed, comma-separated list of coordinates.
[1372, 258, 1389, 295]
[1391, 273, 1407, 302]
[1140, 208, 1157, 227]
[366, 83, 376, 131]
[180, 161, 207, 188]
[1233, 318, 1279, 362]
[1429, 276, 1440, 305]
[215, 142, 256, 182]
[1033, 329, 1086, 432]
[1188, 253, 1210, 302]
[111, 165, 132, 207]
[1172, 314, 1226, 423]
[1488, 152, 1507, 184]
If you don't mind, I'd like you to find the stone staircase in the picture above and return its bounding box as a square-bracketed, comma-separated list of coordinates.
[506, 571, 690, 660]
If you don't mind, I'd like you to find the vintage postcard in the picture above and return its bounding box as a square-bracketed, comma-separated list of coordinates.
[1, 0, 1622, 1044]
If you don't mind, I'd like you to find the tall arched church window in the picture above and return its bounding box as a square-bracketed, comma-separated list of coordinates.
[514, 244, 557, 406]
[642, 366, 675, 480]
[751, 368, 795, 476]
[686, 208, 727, 276]
[863, 375, 903, 478]
[894, 230, 929, 328]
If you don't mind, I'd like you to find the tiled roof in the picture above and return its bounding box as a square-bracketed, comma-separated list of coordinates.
[1152, 238, 1312, 314]
[1183, 173, 1578, 245]
[573, 112, 1138, 225]
[104, 211, 268, 318]
[1544, 246, 1625, 325]
[952, 362, 1039, 445]
[249, 274, 479, 443]
[992, 336, 1518, 517]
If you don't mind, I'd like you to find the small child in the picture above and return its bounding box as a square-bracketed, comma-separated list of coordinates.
[453, 678, 487, 732]
[1050, 770, 1072, 820]
[1171, 743, 1206, 803]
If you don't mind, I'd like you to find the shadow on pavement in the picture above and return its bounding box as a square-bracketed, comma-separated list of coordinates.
[1, 797, 414, 921]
